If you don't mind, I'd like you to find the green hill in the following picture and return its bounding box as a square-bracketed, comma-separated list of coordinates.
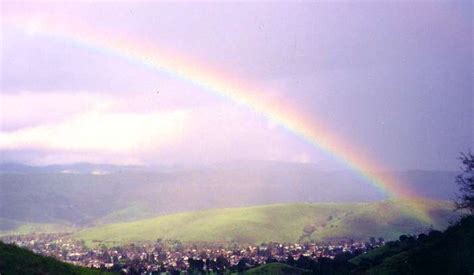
[350, 215, 474, 274]
[240, 215, 474, 275]
[0, 241, 112, 275]
[74, 200, 457, 247]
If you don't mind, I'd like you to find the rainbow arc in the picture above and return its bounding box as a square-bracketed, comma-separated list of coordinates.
[6, 16, 432, 222]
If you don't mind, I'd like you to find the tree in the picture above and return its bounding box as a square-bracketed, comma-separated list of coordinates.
[215, 255, 230, 270]
[236, 257, 249, 272]
[455, 152, 474, 214]
[369, 237, 376, 245]
[287, 255, 296, 266]
[188, 258, 204, 271]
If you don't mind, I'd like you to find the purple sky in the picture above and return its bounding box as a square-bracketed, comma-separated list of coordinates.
[0, 1, 472, 170]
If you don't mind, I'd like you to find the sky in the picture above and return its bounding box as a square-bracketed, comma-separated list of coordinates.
[0, 1, 472, 170]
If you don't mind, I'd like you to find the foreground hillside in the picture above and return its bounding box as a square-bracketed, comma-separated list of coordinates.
[248, 215, 474, 275]
[0, 241, 111, 275]
[75, 200, 457, 246]
[351, 215, 474, 274]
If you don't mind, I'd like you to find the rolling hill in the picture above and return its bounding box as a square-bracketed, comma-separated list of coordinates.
[74, 200, 458, 247]
[0, 161, 459, 234]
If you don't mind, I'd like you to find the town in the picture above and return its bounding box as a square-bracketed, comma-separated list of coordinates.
[1, 233, 384, 274]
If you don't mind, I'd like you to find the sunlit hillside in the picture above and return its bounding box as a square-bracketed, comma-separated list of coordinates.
[75, 200, 457, 247]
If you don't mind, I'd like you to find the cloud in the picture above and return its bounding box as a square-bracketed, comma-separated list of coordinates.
[0, 91, 321, 166]
[0, 91, 113, 130]
[0, 109, 189, 153]
[0, 91, 190, 156]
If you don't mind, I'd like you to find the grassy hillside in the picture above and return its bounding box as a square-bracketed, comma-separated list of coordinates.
[0, 241, 112, 275]
[350, 215, 474, 274]
[75, 200, 457, 247]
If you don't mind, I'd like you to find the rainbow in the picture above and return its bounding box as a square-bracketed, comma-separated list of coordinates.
[6, 16, 432, 221]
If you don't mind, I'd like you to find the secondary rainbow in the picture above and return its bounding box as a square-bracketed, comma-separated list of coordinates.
[8, 16, 432, 221]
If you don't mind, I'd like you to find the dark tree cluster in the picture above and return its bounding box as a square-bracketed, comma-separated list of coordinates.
[456, 152, 474, 214]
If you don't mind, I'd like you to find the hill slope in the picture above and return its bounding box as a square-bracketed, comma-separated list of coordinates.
[0, 241, 111, 275]
[74, 200, 457, 246]
[350, 215, 474, 274]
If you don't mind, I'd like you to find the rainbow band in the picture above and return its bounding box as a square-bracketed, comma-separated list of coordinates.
[7, 16, 431, 222]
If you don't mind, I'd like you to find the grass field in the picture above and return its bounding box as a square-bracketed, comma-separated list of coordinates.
[74, 200, 457, 247]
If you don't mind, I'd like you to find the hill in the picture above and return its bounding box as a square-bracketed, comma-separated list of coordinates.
[0, 241, 112, 275]
[0, 161, 458, 234]
[74, 200, 457, 247]
[349, 215, 474, 274]
[247, 215, 474, 275]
